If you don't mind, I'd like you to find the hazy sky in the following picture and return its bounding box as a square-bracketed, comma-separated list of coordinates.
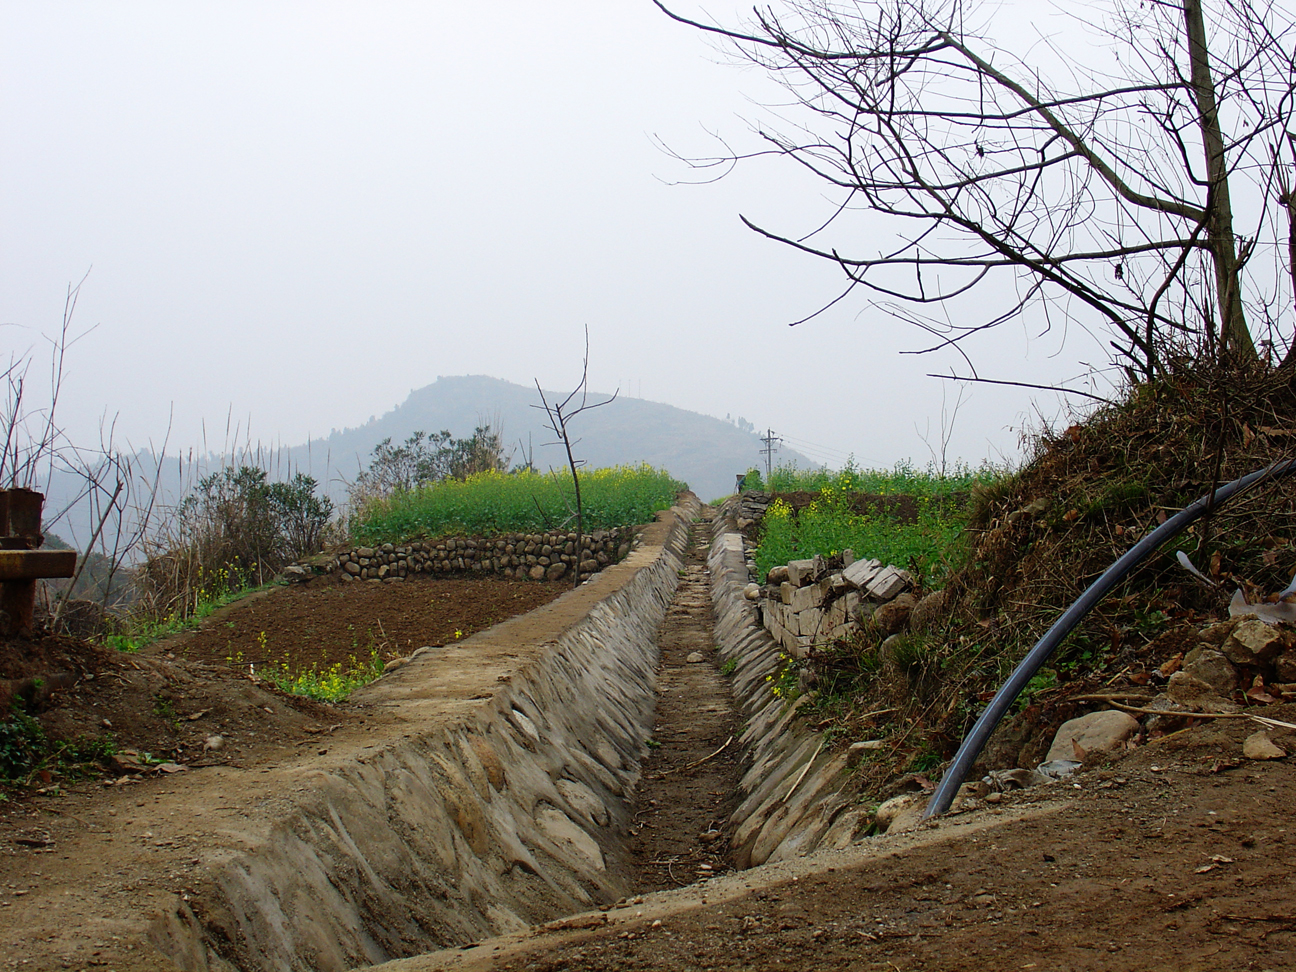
[2, 1, 1107, 475]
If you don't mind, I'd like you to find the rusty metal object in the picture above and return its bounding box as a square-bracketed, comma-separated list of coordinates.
[0, 490, 75, 637]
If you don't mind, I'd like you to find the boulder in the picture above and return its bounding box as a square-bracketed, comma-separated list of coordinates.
[1222, 619, 1286, 666]
[1045, 710, 1139, 763]
[872, 592, 916, 635]
[841, 558, 882, 590]
[875, 793, 924, 834]
[908, 589, 949, 633]
[865, 566, 914, 601]
[1181, 646, 1237, 697]
[786, 559, 819, 587]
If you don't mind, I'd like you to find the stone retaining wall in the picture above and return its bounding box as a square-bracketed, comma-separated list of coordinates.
[707, 498, 871, 870]
[149, 498, 698, 972]
[296, 529, 633, 585]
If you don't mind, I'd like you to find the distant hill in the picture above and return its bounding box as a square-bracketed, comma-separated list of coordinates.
[287, 375, 816, 504]
[36, 376, 816, 551]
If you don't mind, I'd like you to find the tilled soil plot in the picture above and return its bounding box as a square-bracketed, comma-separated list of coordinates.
[154, 576, 572, 673]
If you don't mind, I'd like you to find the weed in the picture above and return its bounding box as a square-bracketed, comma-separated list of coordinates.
[263, 650, 386, 703]
[152, 697, 179, 725]
[0, 711, 116, 784]
[766, 652, 801, 701]
[720, 658, 738, 676]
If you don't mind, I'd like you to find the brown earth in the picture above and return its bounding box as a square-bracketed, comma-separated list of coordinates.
[4, 547, 1296, 971]
[626, 514, 742, 892]
[154, 576, 573, 675]
[385, 711, 1296, 972]
[0, 576, 571, 786]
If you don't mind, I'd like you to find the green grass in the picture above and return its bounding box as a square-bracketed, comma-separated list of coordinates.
[103, 568, 278, 653]
[753, 463, 1005, 584]
[352, 465, 686, 543]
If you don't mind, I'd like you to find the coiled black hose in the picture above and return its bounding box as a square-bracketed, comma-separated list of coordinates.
[923, 458, 1296, 819]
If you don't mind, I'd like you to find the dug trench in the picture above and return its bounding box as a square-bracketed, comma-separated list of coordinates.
[0, 495, 757, 972]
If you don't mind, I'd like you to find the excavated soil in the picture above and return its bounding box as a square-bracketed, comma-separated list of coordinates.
[389, 710, 1296, 972]
[626, 512, 741, 892]
[4, 555, 1296, 971]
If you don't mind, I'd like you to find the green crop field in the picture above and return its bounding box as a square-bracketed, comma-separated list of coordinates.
[752, 463, 1005, 584]
[352, 465, 686, 543]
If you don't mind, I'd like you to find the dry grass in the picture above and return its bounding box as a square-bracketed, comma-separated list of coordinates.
[804, 358, 1296, 798]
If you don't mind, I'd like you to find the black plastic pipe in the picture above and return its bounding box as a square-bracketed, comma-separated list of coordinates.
[924, 458, 1296, 819]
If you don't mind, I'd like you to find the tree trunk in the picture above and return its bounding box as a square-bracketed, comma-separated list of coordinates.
[1184, 0, 1254, 358]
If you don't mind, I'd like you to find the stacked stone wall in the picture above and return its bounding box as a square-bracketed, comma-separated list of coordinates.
[298, 528, 634, 585]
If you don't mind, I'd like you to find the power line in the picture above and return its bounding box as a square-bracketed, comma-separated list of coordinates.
[759, 428, 782, 480]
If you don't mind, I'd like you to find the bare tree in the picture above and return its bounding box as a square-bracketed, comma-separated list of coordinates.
[534, 328, 618, 587]
[3, 277, 167, 633]
[655, 0, 1296, 379]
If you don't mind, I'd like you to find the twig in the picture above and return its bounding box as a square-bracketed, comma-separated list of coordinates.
[1108, 701, 1247, 719]
[1107, 702, 1296, 734]
[926, 373, 1115, 404]
[666, 735, 733, 775]
[784, 738, 825, 802]
[1068, 693, 1156, 703]
[857, 707, 898, 721]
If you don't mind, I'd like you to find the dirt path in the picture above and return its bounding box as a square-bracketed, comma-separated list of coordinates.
[626, 509, 741, 892]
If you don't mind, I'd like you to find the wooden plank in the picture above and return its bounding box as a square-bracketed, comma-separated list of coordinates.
[0, 549, 77, 581]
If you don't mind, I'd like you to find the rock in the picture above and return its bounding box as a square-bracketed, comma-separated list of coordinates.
[203, 735, 224, 752]
[528, 565, 547, 581]
[1197, 618, 1238, 645]
[545, 562, 568, 581]
[1275, 650, 1296, 682]
[1222, 618, 1286, 666]
[766, 565, 790, 585]
[1243, 730, 1287, 760]
[555, 778, 610, 827]
[849, 740, 885, 753]
[686, 651, 705, 663]
[743, 583, 761, 601]
[786, 559, 818, 587]
[841, 558, 882, 590]
[872, 592, 916, 635]
[865, 566, 914, 601]
[1165, 672, 1237, 711]
[874, 793, 924, 834]
[1181, 646, 1238, 696]
[343, 561, 361, 576]
[1045, 710, 1140, 762]
[908, 589, 949, 633]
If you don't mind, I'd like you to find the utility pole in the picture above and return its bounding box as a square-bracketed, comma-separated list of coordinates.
[760, 428, 781, 481]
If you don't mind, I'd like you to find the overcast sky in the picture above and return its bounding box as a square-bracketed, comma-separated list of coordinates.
[2, 1, 1108, 476]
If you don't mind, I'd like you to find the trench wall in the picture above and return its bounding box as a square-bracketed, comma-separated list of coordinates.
[149, 496, 700, 972]
[708, 499, 870, 868]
